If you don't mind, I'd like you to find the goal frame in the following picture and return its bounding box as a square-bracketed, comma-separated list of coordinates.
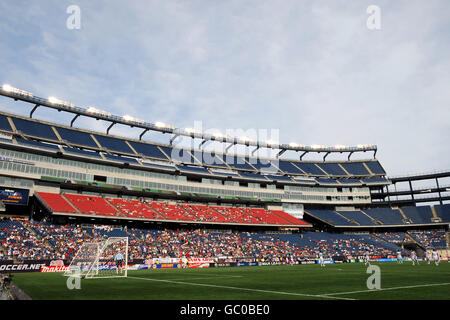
[64, 237, 128, 279]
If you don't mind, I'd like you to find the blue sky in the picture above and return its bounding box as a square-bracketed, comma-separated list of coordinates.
[0, 0, 449, 177]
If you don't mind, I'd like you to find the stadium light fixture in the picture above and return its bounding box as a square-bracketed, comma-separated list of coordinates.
[123, 114, 145, 124]
[48, 96, 74, 108]
[2, 84, 33, 97]
[155, 121, 168, 128]
[2, 84, 13, 92]
[86, 106, 111, 116]
[289, 142, 299, 148]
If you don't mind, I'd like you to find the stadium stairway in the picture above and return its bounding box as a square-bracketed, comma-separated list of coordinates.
[431, 206, 443, 222]
[394, 207, 412, 224]
[359, 209, 383, 225]
[103, 197, 129, 218]
[359, 210, 382, 225]
[60, 193, 83, 215]
[334, 211, 360, 226]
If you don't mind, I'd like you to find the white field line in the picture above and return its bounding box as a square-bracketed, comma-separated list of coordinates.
[323, 282, 450, 296]
[164, 275, 243, 281]
[127, 276, 356, 300]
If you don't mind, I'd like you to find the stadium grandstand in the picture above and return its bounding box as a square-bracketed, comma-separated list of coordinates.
[0, 84, 449, 280]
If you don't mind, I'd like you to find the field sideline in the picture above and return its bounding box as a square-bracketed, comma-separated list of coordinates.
[11, 262, 450, 300]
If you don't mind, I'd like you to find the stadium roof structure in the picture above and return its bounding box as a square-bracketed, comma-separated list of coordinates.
[0, 84, 377, 161]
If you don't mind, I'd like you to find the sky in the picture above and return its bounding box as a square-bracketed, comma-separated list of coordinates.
[0, 0, 449, 177]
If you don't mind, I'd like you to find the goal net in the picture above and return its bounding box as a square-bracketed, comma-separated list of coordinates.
[64, 237, 128, 279]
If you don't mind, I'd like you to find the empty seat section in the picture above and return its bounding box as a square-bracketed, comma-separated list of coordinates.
[364, 161, 386, 175]
[434, 204, 450, 222]
[401, 206, 434, 224]
[57, 127, 98, 148]
[128, 141, 169, 160]
[94, 134, 134, 154]
[337, 211, 378, 226]
[245, 157, 277, 172]
[317, 163, 348, 176]
[306, 210, 355, 226]
[294, 162, 326, 176]
[159, 146, 199, 164]
[223, 155, 255, 171]
[0, 114, 12, 132]
[363, 208, 405, 225]
[64, 193, 122, 217]
[340, 162, 370, 176]
[12, 117, 58, 140]
[277, 161, 304, 175]
[37, 192, 77, 213]
[199, 151, 228, 168]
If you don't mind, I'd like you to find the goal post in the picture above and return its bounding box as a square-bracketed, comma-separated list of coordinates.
[64, 237, 128, 279]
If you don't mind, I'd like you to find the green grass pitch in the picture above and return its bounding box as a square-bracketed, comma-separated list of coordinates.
[11, 262, 450, 300]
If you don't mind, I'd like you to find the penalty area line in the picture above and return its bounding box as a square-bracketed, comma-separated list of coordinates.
[127, 276, 356, 300]
[322, 282, 450, 296]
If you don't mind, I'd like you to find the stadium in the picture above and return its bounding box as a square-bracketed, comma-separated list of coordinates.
[0, 83, 449, 304]
[1, 3, 450, 316]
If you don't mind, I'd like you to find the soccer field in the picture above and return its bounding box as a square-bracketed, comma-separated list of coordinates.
[11, 262, 450, 300]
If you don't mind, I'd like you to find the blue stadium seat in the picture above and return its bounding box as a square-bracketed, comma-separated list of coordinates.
[277, 161, 305, 175]
[0, 114, 12, 132]
[401, 206, 434, 224]
[306, 210, 356, 226]
[293, 162, 326, 176]
[363, 208, 405, 225]
[94, 134, 134, 154]
[340, 162, 370, 176]
[128, 141, 170, 160]
[317, 163, 348, 176]
[56, 127, 98, 148]
[337, 211, 378, 226]
[12, 117, 58, 141]
[364, 161, 386, 175]
[434, 204, 450, 222]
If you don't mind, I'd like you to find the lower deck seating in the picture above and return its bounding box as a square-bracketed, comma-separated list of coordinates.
[63, 193, 124, 218]
[37, 192, 309, 226]
[36, 192, 77, 213]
